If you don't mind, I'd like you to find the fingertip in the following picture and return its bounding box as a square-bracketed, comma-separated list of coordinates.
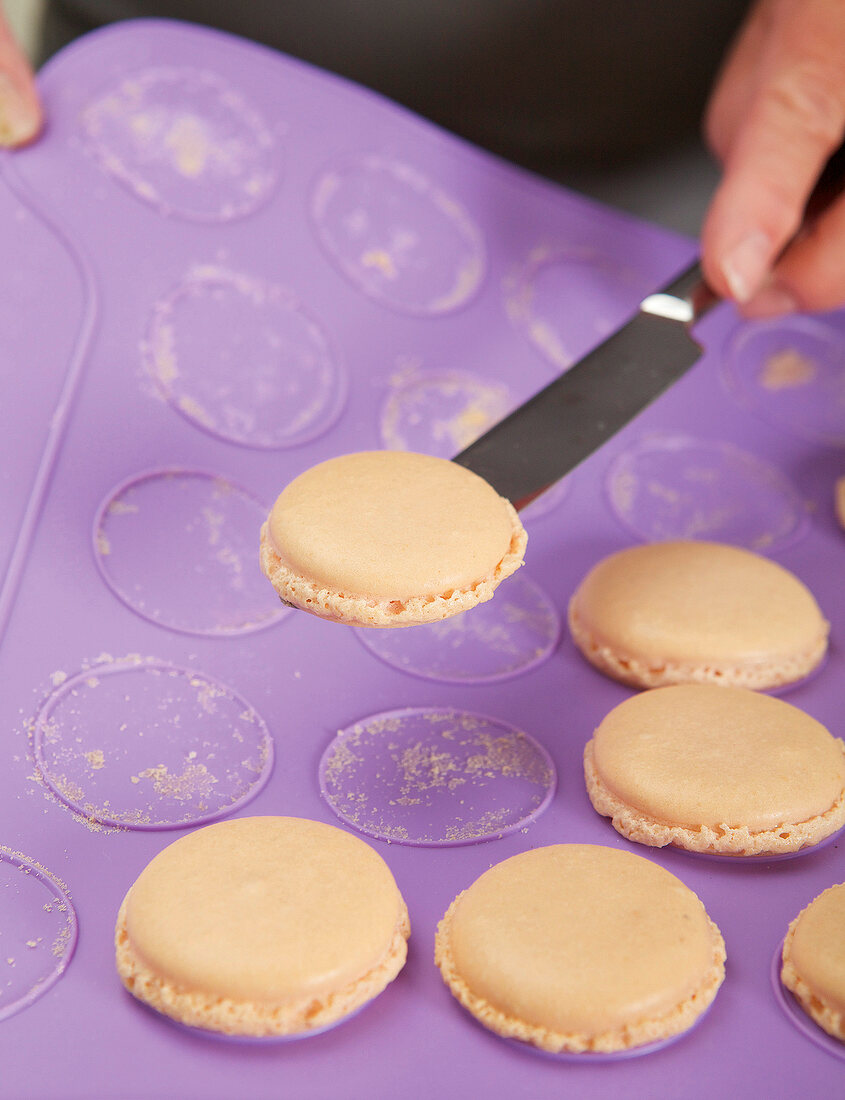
[0, 75, 42, 148]
[16, 101, 44, 147]
[699, 202, 731, 300]
[699, 249, 732, 305]
[700, 196, 778, 306]
[738, 282, 800, 320]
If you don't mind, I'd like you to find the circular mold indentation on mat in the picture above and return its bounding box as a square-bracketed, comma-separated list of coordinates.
[94, 470, 288, 637]
[379, 370, 511, 456]
[354, 572, 560, 684]
[771, 941, 845, 1062]
[82, 67, 277, 221]
[311, 156, 485, 314]
[145, 267, 345, 448]
[723, 317, 845, 447]
[504, 246, 648, 369]
[32, 658, 273, 830]
[606, 435, 807, 552]
[319, 708, 556, 846]
[378, 369, 568, 519]
[0, 849, 77, 1022]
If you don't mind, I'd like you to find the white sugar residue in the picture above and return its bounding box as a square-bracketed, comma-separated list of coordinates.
[94, 471, 287, 636]
[142, 265, 342, 449]
[84, 750, 105, 771]
[760, 347, 818, 391]
[380, 368, 510, 457]
[355, 572, 560, 683]
[0, 845, 77, 1010]
[312, 155, 485, 315]
[135, 761, 218, 804]
[606, 434, 807, 553]
[82, 67, 278, 222]
[321, 709, 555, 846]
[28, 657, 273, 831]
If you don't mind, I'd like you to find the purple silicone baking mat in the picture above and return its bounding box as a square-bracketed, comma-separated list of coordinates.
[1, 19, 844, 1100]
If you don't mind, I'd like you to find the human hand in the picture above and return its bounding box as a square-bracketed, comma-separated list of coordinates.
[0, 7, 42, 146]
[701, 0, 845, 317]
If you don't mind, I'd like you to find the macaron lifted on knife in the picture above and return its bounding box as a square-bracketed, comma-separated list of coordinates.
[260, 450, 527, 627]
[261, 263, 713, 627]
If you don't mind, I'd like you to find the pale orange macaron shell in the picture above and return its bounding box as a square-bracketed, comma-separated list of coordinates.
[585, 684, 845, 856]
[115, 816, 410, 1037]
[782, 883, 845, 1042]
[568, 540, 828, 690]
[260, 450, 527, 627]
[435, 843, 725, 1053]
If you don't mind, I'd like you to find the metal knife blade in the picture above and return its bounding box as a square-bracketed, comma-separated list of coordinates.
[453, 260, 718, 510]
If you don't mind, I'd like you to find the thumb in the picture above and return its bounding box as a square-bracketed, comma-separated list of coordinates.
[701, 0, 845, 307]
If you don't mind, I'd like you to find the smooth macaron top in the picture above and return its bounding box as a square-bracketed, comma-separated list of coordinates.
[123, 816, 406, 1005]
[437, 843, 723, 1043]
[267, 451, 517, 601]
[569, 540, 828, 672]
[591, 684, 845, 832]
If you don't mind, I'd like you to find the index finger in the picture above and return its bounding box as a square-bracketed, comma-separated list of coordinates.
[701, 6, 845, 302]
[0, 11, 43, 147]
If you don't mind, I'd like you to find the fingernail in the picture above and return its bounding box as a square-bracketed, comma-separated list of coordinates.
[741, 283, 799, 320]
[721, 231, 773, 303]
[0, 72, 41, 147]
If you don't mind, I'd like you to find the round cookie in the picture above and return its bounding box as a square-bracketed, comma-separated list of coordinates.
[584, 684, 845, 856]
[568, 540, 828, 690]
[260, 450, 527, 627]
[782, 883, 845, 1043]
[115, 816, 410, 1037]
[435, 843, 725, 1053]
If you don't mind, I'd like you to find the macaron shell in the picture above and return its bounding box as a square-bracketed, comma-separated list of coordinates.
[117, 817, 410, 1035]
[268, 451, 518, 600]
[435, 844, 725, 1053]
[588, 685, 845, 840]
[260, 451, 527, 626]
[568, 541, 829, 690]
[782, 883, 845, 1042]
